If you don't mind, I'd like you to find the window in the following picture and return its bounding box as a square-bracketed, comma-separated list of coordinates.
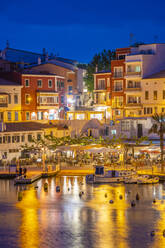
[37, 80, 42, 88]
[114, 81, 123, 91]
[14, 94, 18, 104]
[145, 91, 149, 100]
[105, 127, 109, 136]
[8, 112, 11, 121]
[48, 80, 52, 88]
[0, 137, 2, 144]
[15, 112, 18, 121]
[135, 65, 141, 72]
[7, 136, 11, 143]
[16, 136, 20, 143]
[98, 79, 105, 89]
[163, 90, 165, 99]
[61, 82, 64, 88]
[25, 94, 30, 104]
[121, 121, 130, 131]
[144, 107, 152, 115]
[28, 134, 32, 142]
[12, 136, 15, 143]
[68, 86, 73, 91]
[154, 91, 157, 100]
[107, 78, 110, 87]
[61, 96, 64, 104]
[21, 135, 25, 142]
[115, 110, 121, 115]
[26, 112, 30, 120]
[25, 79, 29, 87]
[154, 107, 158, 113]
[37, 133, 41, 140]
[114, 67, 123, 77]
[8, 94, 11, 104]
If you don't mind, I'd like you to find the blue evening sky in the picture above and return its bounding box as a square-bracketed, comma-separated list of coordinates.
[0, 0, 164, 63]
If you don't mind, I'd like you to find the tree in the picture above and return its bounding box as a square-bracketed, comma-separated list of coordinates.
[149, 113, 165, 172]
[84, 49, 116, 92]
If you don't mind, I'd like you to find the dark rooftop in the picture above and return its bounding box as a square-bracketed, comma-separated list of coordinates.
[143, 69, 165, 79]
[3, 122, 67, 132]
[0, 78, 21, 86]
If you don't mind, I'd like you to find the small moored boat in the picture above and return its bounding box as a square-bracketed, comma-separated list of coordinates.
[86, 166, 136, 184]
[137, 175, 159, 184]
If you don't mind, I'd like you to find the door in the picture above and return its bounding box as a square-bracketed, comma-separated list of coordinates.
[137, 124, 143, 138]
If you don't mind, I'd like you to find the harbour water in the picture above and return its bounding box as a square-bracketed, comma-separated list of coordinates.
[0, 176, 165, 248]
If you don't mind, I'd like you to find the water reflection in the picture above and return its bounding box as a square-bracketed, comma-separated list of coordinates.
[16, 188, 40, 248]
[1, 178, 165, 248]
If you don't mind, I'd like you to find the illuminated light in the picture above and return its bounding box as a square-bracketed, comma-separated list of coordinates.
[31, 112, 36, 117]
[94, 106, 107, 111]
[49, 109, 55, 114]
[67, 98, 75, 104]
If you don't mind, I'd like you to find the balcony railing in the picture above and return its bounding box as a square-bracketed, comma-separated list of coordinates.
[126, 101, 141, 107]
[94, 87, 106, 90]
[125, 86, 141, 91]
[113, 87, 123, 92]
[113, 72, 123, 78]
[112, 102, 123, 108]
[126, 71, 141, 76]
[0, 103, 8, 107]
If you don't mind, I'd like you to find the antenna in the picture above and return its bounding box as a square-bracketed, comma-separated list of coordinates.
[129, 33, 134, 46]
[154, 35, 158, 43]
[6, 40, 9, 48]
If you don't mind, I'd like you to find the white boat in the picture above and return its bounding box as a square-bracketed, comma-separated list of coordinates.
[137, 175, 159, 184]
[86, 166, 136, 184]
[124, 176, 138, 184]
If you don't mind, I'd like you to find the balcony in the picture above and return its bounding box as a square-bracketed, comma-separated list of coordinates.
[94, 87, 106, 91]
[113, 72, 123, 78]
[125, 86, 141, 92]
[126, 101, 142, 107]
[111, 102, 123, 108]
[0, 103, 8, 107]
[126, 71, 141, 77]
[113, 87, 123, 92]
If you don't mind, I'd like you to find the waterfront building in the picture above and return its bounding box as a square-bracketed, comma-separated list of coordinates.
[0, 122, 71, 162]
[93, 43, 165, 120]
[0, 78, 22, 122]
[21, 72, 65, 121]
[142, 70, 165, 116]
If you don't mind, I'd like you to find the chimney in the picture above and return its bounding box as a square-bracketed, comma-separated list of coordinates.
[38, 57, 41, 65]
[95, 64, 98, 73]
[6, 40, 9, 49]
[45, 52, 49, 62]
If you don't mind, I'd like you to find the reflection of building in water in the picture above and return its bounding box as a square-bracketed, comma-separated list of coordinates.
[153, 184, 165, 247]
[88, 185, 129, 248]
[16, 189, 40, 248]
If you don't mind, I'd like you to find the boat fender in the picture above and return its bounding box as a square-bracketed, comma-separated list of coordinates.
[56, 186, 60, 192]
[153, 199, 156, 203]
[136, 193, 140, 201]
[105, 193, 107, 198]
[82, 191, 84, 195]
[163, 230, 165, 237]
[79, 192, 82, 197]
[18, 192, 23, 201]
[44, 183, 48, 191]
[131, 200, 136, 207]
[109, 200, 114, 204]
[119, 195, 123, 200]
[150, 230, 155, 237]
[68, 188, 70, 191]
